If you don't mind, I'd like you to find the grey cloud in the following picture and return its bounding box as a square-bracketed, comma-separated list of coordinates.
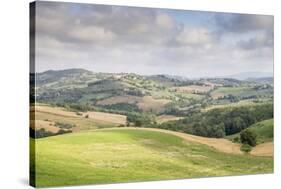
[36, 1, 182, 47]
[216, 14, 273, 33]
[237, 31, 273, 50]
[34, 1, 273, 77]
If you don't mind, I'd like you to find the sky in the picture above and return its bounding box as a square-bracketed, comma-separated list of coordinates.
[34, 1, 274, 77]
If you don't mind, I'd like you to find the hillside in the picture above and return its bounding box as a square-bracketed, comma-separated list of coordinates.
[226, 119, 274, 144]
[31, 128, 273, 187]
[34, 69, 273, 118]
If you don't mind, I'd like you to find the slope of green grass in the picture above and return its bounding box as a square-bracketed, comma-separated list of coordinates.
[225, 119, 273, 144]
[32, 129, 273, 187]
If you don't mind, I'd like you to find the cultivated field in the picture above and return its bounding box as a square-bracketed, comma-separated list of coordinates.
[96, 95, 170, 112]
[34, 105, 126, 131]
[156, 115, 184, 124]
[31, 69, 274, 187]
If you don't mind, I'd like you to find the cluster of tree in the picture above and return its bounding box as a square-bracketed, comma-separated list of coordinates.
[54, 122, 76, 129]
[125, 88, 145, 97]
[157, 103, 273, 138]
[240, 129, 257, 147]
[54, 102, 94, 112]
[218, 94, 240, 102]
[126, 112, 156, 127]
[101, 103, 142, 113]
[163, 102, 201, 116]
[30, 128, 72, 139]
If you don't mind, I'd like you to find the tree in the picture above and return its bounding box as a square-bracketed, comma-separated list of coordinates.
[240, 129, 257, 147]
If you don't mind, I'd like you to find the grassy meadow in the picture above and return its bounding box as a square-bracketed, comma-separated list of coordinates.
[31, 129, 273, 187]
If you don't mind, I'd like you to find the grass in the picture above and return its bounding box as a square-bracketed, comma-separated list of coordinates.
[247, 119, 273, 143]
[31, 129, 273, 187]
[211, 87, 253, 98]
[203, 100, 256, 112]
[225, 119, 273, 144]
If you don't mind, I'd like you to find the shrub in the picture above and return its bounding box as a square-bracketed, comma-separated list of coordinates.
[55, 122, 75, 129]
[57, 129, 72, 135]
[240, 129, 257, 147]
[232, 136, 240, 143]
[30, 127, 72, 139]
[85, 114, 89, 118]
[240, 144, 252, 153]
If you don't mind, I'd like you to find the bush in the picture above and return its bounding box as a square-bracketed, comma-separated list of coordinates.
[240, 144, 252, 153]
[232, 136, 240, 143]
[30, 127, 72, 139]
[126, 112, 156, 127]
[240, 129, 257, 147]
[85, 114, 89, 118]
[55, 122, 75, 129]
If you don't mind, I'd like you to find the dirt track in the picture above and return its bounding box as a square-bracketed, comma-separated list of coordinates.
[251, 142, 273, 157]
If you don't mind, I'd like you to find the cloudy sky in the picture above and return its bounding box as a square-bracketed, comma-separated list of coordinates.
[34, 1, 273, 77]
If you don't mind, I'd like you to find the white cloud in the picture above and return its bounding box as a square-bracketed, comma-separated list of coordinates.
[175, 27, 214, 46]
[67, 26, 116, 42]
[34, 1, 273, 77]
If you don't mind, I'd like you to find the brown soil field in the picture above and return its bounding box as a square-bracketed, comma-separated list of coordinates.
[137, 96, 170, 112]
[34, 120, 60, 133]
[81, 111, 126, 125]
[96, 95, 170, 112]
[250, 142, 273, 157]
[35, 105, 126, 125]
[96, 95, 141, 105]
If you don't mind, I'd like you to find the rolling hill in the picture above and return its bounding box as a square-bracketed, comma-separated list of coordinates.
[226, 119, 274, 144]
[34, 69, 273, 117]
[31, 128, 273, 187]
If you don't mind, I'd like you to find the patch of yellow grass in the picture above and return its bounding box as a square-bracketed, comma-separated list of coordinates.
[156, 115, 184, 124]
[137, 96, 170, 112]
[96, 95, 141, 105]
[35, 120, 60, 133]
[96, 95, 170, 112]
[35, 105, 126, 125]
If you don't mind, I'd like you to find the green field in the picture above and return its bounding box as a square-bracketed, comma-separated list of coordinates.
[31, 129, 273, 187]
[226, 119, 274, 144]
[211, 87, 260, 98]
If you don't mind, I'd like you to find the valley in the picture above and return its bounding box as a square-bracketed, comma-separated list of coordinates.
[30, 68, 274, 187]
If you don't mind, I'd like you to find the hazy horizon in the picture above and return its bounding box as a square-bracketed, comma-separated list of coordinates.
[34, 1, 273, 78]
[36, 67, 273, 80]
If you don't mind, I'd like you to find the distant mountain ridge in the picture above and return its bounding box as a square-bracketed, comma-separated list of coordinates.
[37, 69, 273, 81]
[221, 72, 273, 80]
